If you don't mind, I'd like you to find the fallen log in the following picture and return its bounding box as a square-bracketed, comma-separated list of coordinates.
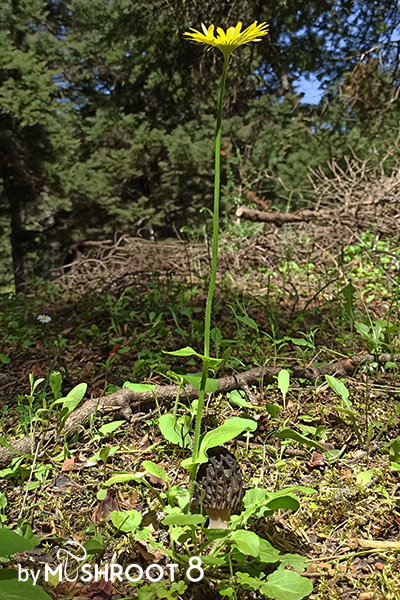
[236, 206, 327, 226]
[0, 352, 397, 468]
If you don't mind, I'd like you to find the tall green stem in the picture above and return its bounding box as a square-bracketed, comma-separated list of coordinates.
[189, 54, 230, 492]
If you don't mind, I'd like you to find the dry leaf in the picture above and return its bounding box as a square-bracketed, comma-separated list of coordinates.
[128, 492, 139, 509]
[136, 540, 165, 562]
[308, 451, 325, 468]
[93, 491, 119, 523]
[86, 578, 114, 599]
[140, 433, 151, 450]
[108, 343, 121, 361]
[62, 455, 94, 472]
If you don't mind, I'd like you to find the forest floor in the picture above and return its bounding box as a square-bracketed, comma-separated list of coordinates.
[1, 229, 400, 600]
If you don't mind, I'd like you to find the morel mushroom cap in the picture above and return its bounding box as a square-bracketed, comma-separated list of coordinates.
[194, 446, 243, 529]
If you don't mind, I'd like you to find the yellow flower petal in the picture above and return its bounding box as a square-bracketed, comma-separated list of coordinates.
[184, 20, 268, 58]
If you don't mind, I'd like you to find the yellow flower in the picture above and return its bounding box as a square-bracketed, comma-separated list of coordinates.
[184, 21, 269, 58]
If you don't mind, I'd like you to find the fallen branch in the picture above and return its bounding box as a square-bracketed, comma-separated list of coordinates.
[0, 352, 398, 468]
[236, 206, 327, 226]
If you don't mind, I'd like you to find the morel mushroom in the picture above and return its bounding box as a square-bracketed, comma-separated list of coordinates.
[194, 446, 243, 529]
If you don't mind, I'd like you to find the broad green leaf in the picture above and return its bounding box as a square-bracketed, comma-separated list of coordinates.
[236, 571, 263, 591]
[277, 369, 290, 400]
[342, 282, 356, 322]
[284, 337, 314, 348]
[0, 436, 21, 454]
[159, 413, 191, 448]
[227, 390, 253, 408]
[243, 488, 269, 509]
[142, 460, 169, 483]
[266, 494, 300, 511]
[268, 485, 317, 496]
[162, 507, 206, 526]
[0, 354, 11, 365]
[356, 470, 374, 485]
[110, 509, 142, 532]
[165, 346, 197, 357]
[183, 374, 219, 393]
[165, 347, 223, 368]
[90, 445, 119, 462]
[0, 570, 52, 600]
[0, 529, 36, 556]
[166, 486, 190, 510]
[181, 417, 256, 468]
[52, 383, 87, 414]
[266, 403, 280, 417]
[105, 472, 145, 486]
[83, 539, 105, 554]
[354, 321, 370, 337]
[260, 566, 313, 600]
[275, 428, 326, 451]
[99, 420, 125, 435]
[278, 554, 308, 571]
[49, 371, 62, 399]
[123, 382, 157, 392]
[229, 530, 280, 562]
[236, 314, 259, 331]
[325, 375, 349, 403]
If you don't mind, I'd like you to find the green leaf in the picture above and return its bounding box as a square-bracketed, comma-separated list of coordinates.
[142, 460, 169, 483]
[356, 470, 374, 485]
[342, 282, 356, 322]
[159, 413, 191, 449]
[265, 494, 300, 511]
[266, 403, 280, 417]
[49, 371, 62, 399]
[183, 374, 219, 393]
[236, 314, 259, 331]
[236, 571, 263, 591]
[0, 354, 11, 365]
[226, 390, 253, 408]
[354, 321, 370, 337]
[123, 382, 157, 392]
[0, 529, 37, 556]
[325, 375, 350, 404]
[52, 383, 87, 415]
[83, 539, 105, 554]
[165, 486, 190, 510]
[104, 472, 144, 486]
[181, 417, 257, 468]
[165, 347, 223, 368]
[99, 447, 111, 464]
[162, 507, 206, 526]
[277, 369, 290, 399]
[260, 566, 313, 599]
[165, 346, 198, 357]
[110, 509, 142, 532]
[229, 530, 280, 562]
[275, 428, 326, 451]
[0, 570, 52, 600]
[98, 420, 125, 435]
[243, 488, 269, 509]
[0, 436, 22, 454]
[278, 554, 308, 571]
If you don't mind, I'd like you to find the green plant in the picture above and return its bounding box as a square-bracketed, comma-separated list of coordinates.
[106, 460, 314, 599]
[0, 527, 52, 599]
[325, 375, 367, 446]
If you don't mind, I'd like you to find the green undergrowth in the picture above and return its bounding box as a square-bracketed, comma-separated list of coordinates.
[1, 231, 400, 599]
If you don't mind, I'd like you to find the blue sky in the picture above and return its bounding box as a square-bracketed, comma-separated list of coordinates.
[295, 73, 324, 104]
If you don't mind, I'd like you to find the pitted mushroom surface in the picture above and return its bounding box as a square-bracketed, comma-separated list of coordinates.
[194, 446, 243, 528]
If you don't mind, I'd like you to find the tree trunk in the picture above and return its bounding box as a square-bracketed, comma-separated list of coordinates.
[1, 163, 29, 292]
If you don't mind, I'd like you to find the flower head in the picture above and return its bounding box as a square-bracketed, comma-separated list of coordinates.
[184, 21, 269, 58]
[37, 314, 51, 324]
